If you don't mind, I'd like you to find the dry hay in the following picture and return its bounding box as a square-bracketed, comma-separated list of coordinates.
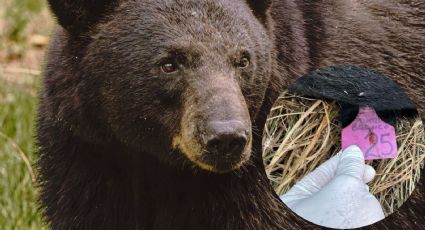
[262, 91, 425, 216]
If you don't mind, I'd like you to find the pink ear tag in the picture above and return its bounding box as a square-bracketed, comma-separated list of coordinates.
[341, 106, 398, 160]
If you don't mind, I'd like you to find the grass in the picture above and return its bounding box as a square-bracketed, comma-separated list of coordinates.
[0, 79, 47, 229]
[1, 0, 52, 61]
[0, 0, 53, 227]
[263, 92, 425, 216]
[1, 0, 51, 227]
[4, 0, 43, 42]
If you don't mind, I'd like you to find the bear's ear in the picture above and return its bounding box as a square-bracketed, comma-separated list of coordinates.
[246, 0, 272, 23]
[48, 0, 119, 33]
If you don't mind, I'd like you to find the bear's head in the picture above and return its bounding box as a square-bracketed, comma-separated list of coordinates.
[48, 0, 279, 173]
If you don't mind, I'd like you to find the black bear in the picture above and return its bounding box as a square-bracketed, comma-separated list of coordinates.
[37, 0, 425, 229]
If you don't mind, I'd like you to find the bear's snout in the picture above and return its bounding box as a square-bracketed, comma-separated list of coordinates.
[201, 120, 250, 172]
[172, 72, 253, 173]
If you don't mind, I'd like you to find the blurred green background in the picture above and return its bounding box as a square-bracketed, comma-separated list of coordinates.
[0, 0, 53, 229]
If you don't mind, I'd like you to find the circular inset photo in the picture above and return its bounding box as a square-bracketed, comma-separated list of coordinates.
[262, 65, 424, 229]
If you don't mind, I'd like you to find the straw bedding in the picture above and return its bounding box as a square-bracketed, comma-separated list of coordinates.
[262, 92, 425, 216]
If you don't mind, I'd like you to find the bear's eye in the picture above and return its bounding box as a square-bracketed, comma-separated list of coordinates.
[236, 52, 251, 68]
[239, 57, 250, 68]
[161, 62, 178, 74]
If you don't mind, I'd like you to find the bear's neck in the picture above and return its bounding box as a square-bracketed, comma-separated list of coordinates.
[38, 127, 310, 229]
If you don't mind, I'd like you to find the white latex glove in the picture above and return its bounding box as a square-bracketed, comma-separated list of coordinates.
[280, 145, 385, 229]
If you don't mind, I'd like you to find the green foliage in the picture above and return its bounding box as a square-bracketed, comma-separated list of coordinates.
[0, 79, 47, 230]
[4, 0, 44, 43]
[1, 0, 49, 59]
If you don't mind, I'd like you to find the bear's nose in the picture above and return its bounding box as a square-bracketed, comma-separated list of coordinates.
[204, 120, 249, 160]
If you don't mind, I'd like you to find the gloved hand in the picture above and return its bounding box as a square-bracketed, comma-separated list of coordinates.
[280, 145, 385, 229]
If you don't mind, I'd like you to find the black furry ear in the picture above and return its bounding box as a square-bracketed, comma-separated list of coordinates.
[246, 0, 272, 23]
[48, 0, 119, 33]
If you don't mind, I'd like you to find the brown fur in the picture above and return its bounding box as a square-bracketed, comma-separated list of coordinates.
[37, 0, 425, 229]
